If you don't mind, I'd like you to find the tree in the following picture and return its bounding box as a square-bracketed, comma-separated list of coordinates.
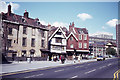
[106, 47, 116, 56]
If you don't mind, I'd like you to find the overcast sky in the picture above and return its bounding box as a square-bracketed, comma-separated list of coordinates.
[0, 1, 118, 39]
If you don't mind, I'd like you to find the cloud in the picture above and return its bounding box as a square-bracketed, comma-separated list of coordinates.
[77, 13, 92, 21]
[0, 1, 19, 13]
[39, 20, 48, 25]
[102, 26, 106, 30]
[90, 31, 113, 37]
[39, 20, 68, 28]
[106, 19, 118, 27]
[52, 22, 68, 27]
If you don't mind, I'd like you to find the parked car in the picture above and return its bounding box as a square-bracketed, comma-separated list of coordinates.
[97, 56, 105, 61]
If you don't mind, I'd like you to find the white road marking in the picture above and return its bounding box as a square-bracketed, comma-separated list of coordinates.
[88, 64, 91, 65]
[71, 75, 78, 78]
[24, 73, 44, 78]
[108, 63, 112, 66]
[75, 66, 83, 68]
[99, 66, 106, 69]
[54, 69, 64, 72]
[85, 69, 96, 74]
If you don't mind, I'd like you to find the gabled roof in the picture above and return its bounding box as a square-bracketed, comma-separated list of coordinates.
[2, 12, 48, 30]
[75, 27, 88, 34]
[66, 32, 78, 41]
[48, 27, 67, 41]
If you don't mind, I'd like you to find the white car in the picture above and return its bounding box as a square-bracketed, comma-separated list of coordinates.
[97, 56, 105, 61]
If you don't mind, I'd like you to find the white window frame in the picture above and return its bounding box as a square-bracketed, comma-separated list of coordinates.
[84, 34, 87, 40]
[70, 44, 74, 48]
[84, 43, 87, 48]
[79, 35, 82, 40]
[79, 42, 82, 48]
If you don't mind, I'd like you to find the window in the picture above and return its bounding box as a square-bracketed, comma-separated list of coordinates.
[56, 38, 62, 43]
[84, 35, 87, 40]
[23, 27, 27, 34]
[8, 39, 12, 47]
[22, 37, 27, 47]
[32, 28, 35, 36]
[41, 30, 45, 37]
[56, 32, 62, 35]
[70, 44, 74, 48]
[62, 47, 64, 50]
[79, 35, 82, 40]
[41, 40, 44, 47]
[70, 37, 73, 41]
[84, 43, 87, 48]
[31, 38, 35, 47]
[8, 28, 12, 35]
[79, 42, 82, 48]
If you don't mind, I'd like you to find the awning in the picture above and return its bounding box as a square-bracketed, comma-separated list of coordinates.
[7, 50, 17, 53]
[40, 49, 50, 52]
[51, 52, 66, 54]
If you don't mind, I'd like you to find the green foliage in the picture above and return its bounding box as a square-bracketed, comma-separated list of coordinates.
[106, 47, 116, 55]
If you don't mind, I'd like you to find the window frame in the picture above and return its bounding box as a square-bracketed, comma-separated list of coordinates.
[22, 37, 27, 47]
[31, 38, 35, 47]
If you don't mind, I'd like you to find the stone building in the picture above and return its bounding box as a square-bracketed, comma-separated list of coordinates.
[1, 4, 49, 61]
[89, 36, 116, 57]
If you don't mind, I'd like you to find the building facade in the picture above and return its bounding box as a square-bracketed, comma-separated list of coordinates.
[66, 22, 89, 59]
[1, 4, 49, 61]
[116, 24, 120, 55]
[90, 33, 113, 39]
[48, 26, 67, 60]
[89, 36, 116, 57]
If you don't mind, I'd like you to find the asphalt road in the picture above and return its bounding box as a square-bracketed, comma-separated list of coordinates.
[2, 58, 120, 79]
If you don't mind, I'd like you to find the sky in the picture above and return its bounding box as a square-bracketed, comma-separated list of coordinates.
[0, 1, 118, 39]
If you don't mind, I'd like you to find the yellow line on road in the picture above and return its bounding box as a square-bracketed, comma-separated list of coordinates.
[113, 69, 120, 80]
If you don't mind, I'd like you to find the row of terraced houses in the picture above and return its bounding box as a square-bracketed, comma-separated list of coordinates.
[1, 5, 117, 61]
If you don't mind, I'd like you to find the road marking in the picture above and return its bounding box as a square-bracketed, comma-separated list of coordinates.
[75, 66, 83, 68]
[108, 63, 112, 66]
[71, 75, 78, 78]
[113, 69, 120, 80]
[85, 69, 96, 74]
[54, 69, 64, 72]
[24, 73, 44, 78]
[99, 66, 106, 69]
[88, 64, 91, 65]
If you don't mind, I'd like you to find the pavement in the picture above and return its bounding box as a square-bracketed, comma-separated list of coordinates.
[1, 58, 115, 74]
[2, 58, 119, 78]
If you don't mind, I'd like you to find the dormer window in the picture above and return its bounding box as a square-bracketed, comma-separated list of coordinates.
[38, 22, 40, 25]
[22, 17, 26, 22]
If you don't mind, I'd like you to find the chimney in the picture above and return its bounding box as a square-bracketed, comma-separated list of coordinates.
[48, 23, 51, 30]
[8, 4, 11, 16]
[35, 18, 39, 21]
[69, 22, 73, 32]
[72, 22, 74, 27]
[24, 10, 29, 18]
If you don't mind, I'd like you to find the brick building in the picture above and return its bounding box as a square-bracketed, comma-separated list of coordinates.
[1, 4, 49, 61]
[66, 22, 89, 59]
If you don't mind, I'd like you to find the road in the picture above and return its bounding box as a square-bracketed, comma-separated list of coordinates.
[2, 58, 120, 79]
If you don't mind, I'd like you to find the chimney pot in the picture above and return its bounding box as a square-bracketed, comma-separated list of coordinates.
[8, 4, 11, 16]
[24, 10, 29, 18]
